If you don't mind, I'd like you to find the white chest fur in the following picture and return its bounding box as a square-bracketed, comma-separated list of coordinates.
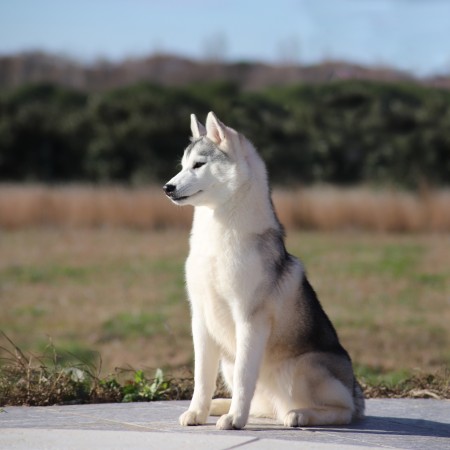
[185, 208, 268, 356]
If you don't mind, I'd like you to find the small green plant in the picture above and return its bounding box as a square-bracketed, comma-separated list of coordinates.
[122, 369, 170, 402]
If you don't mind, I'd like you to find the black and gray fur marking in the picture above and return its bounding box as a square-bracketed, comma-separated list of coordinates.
[296, 275, 350, 358]
[256, 228, 294, 289]
[185, 137, 229, 162]
[184, 137, 203, 158]
[256, 226, 350, 360]
[352, 379, 366, 419]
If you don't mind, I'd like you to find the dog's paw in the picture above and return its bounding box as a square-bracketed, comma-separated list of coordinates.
[283, 409, 309, 427]
[216, 413, 246, 430]
[179, 409, 207, 426]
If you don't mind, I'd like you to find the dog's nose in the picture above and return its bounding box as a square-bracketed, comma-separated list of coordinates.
[163, 184, 176, 195]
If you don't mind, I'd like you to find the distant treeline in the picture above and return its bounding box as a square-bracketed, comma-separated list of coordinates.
[0, 80, 449, 187]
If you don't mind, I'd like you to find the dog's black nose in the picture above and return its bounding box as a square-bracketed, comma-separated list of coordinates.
[163, 184, 176, 195]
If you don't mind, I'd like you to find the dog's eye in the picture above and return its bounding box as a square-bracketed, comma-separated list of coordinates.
[193, 162, 206, 170]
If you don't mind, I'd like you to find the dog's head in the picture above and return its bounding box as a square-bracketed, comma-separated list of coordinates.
[163, 112, 255, 208]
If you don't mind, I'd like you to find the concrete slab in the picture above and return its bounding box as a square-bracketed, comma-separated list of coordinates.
[0, 429, 385, 450]
[1, 399, 449, 449]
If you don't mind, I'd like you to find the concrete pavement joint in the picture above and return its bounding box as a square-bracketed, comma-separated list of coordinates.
[223, 437, 261, 450]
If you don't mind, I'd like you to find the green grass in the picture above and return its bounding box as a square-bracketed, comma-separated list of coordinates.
[101, 312, 167, 341]
[0, 264, 95, 284]
[149, 259, 186, 306]
[413, 273, 446, 287]
[0, 229, 448, 384]
[38, 341, 100, 367]
[337, 243, 423, 277]
[13, 305, 48, 318]
[354, 364, 412, 387]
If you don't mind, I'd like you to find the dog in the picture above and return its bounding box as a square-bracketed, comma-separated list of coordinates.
[163, 112, 365, 430]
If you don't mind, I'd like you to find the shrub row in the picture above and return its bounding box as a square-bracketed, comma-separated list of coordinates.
[1, 81, 449, 187]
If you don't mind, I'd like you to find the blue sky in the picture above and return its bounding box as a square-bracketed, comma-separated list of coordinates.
[1, 0, 450, 76]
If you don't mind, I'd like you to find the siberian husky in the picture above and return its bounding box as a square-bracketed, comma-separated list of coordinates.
[163, 112, 365, 430]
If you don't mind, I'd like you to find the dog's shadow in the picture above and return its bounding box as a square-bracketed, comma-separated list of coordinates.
[327, 416, 449, 439]
[242, 416, 450, 439]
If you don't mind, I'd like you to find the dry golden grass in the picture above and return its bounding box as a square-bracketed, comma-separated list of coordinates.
[273, 186, 450, 232]
[0, 184, 449, 232]
[0, 185, 192, 230]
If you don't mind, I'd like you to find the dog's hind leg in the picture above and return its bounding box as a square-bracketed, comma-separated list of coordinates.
[278, 380, 353, 427]
[210, 357, 233, 416]
[283, 405, 352, 427]
[250, 390, 275, 418]
[211, 393, 275, 419]
[274, 355, 355, 427]
[210, 398, 231, 416]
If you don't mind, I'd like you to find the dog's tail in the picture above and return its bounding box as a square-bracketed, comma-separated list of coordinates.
[352, 379, 365, 420]
[210, 398, 231, 416]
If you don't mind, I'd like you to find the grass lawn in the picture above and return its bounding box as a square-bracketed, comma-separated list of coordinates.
[0, 228, 449, 402]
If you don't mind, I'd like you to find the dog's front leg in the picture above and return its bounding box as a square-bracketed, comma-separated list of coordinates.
[216, 315, 269, 430]
[179, 312, 220, 426]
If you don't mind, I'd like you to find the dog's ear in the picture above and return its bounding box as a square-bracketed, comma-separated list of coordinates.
[190, 114, 206, 138]
[206, 111, 227, 145]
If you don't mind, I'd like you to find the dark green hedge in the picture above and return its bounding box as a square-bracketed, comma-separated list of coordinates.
[1, 80, 449, 187]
